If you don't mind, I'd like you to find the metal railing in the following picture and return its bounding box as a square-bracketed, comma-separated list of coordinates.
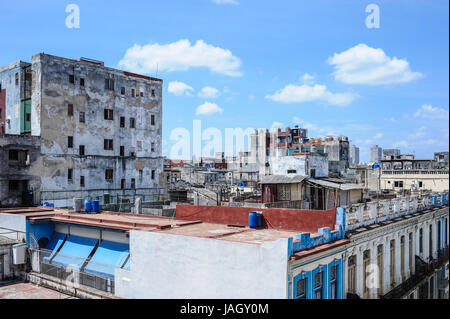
[31, 248, 123, 294]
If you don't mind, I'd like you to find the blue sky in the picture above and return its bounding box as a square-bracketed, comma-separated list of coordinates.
[1, 0, 448, 162]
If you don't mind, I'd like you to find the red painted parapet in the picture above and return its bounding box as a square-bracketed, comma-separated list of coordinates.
[176, 205, 336, 233]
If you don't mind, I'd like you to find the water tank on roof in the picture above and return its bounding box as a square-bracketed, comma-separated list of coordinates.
[92, 200, 100, 213]
[249, 212, 258, 229]
[84, 200, 92, 213]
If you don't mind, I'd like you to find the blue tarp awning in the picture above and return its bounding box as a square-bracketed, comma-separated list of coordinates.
[42, 233, 66, 263]
[51, 235, 98, 270]
[83, 241, 129, 279]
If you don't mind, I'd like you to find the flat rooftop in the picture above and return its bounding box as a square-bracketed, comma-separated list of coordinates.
[0, 281, 76, 299]
[0, 207, 320, 245]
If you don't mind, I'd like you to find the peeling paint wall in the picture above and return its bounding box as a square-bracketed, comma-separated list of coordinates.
[31, 54, 163, 204]
[270, 154, 328, 177]
[0, 61, 29, 135]
[0, 135, 41, 206]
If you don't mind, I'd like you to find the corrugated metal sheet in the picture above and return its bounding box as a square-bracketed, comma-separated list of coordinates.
[307, 178, 364, 190]
[260, 174, 307, 184]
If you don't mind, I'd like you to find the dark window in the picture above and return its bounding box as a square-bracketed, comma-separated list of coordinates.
[296, 279, 306, 299]
[69, 75, 75, 84]
[151, 114, 155, 125]
[287, 169, 296, 174]
[120, 116, 125, 128]
[68, 169, 73, 181]
[394, 181, 404, 188]
[120, 146, 125, 157]
[131, 178, 135, 189]
[105, 78, 115, 91]
[80, 176, 85, 187]
[314, 272, 323, 299]
[418, 181, 423, 188]
[140, 91, 144, 97]
[79, 145, 85, 156]
[68, 136, 73, 148]
[130, 151, 135, 157]
[104, 139, 113, 150]
[26, 113, 31, 122]
[121, 179, 125, 189]
[8, 150, 19, 161]
[151, 143, 155, 153]
[330, 265, 338, 299]
[151, 89, 155, 97]
[151, 170, 155, 180]
[105, 169, 114, 181]
[80, 78, 85, 87]
[419, 228, 423, 254]
[130, 118, 135, 129]
[9, 180, 20, 192]
[131, 89, 135, 97]
[15, 73, 19, 86]
[121, 87, 125, 95]
[104, 109, 114, 120]
[79, 112, 85, 123]
[139, 170, 143, 180]
[68, 104, 73, 116]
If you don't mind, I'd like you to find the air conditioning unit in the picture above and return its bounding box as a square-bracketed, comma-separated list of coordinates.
[12, 243, 27, 265]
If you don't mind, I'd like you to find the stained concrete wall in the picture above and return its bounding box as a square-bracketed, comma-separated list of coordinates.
[29, 53, 164, 205]
[270, 154, 328, 177]
[0, 213, 26, 241]
[0, 134, 41, 206]
[115, 230, 290, 298]
[0, 61, 28, 135]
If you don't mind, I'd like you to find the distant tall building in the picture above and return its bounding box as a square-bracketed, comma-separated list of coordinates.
[369, 145, 382, 164]
[350, 145, 360, 166]
[383, 149, 400, 160]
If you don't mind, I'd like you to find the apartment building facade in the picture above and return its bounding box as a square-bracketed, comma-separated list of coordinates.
[0, 53, 164, 207]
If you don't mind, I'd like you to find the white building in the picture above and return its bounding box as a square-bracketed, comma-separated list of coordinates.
[370, 145, 383, 164]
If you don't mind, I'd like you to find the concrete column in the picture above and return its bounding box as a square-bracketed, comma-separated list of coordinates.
[369, 245, 378, 299]
[356, 248, 364, 297]
[382, 238, 391, 294]
[404, 231, 410, 279]
[395, 234, 402, 285]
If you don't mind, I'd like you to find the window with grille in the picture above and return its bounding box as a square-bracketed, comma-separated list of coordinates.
[348, 255, 356, 293]
[296, 278, 306, 299]
[105, 78, 115, 91]
[105, 169, 113, 181]
[120, 117, 125, 128]
[104, 139, 113, 151]
[104, 109, 114, 120]
[79, 112, 85, 123]
[314, 272, 323, 299]
[330, 265, 337, 299]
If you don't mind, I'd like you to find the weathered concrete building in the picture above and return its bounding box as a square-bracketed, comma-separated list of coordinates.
[0, 135, 41, 206]
[0, 54, 164, 207]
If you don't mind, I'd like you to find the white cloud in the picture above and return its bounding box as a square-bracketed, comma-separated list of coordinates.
[198, 86, 220, 98]
[265, 83, 357, 106]
[270, 122, 284, 132]
[212, 0, 239, 5]
[328, 43, 423, 85]
[408, 126, 427, 139]
[374, 133, 383, 139]
[300, 73, 315, 84]
[196, 102, 223, 116]
[168, 81, 194, 96]
[413, 104, 449, 120]
[119, 39, 243, 77]
[393, 141, 409, 149]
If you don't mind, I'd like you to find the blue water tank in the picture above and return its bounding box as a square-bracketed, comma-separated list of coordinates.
[249, 212, 258, 229]
[92, 200, 100, 213]
[84, 200, 92, 213]
[256, 212, 263, 228]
